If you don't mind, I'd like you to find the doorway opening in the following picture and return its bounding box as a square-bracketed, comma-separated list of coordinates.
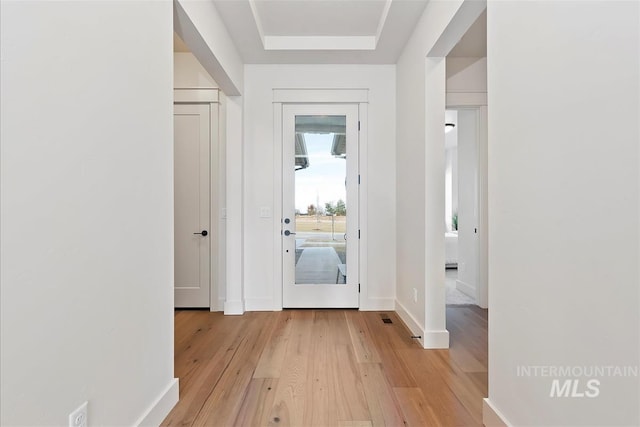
[444, 108, 479, 306]
[281, 104, 360, 308]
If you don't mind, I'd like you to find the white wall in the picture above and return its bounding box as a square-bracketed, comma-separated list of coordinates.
[1, 1, 176, 426]
[396, 0, 470, 348]
[174, 0, 243, 95]
[446, 57, 487, 93]
[243, 65, 396, 311]
[224, 94, 245, 314]
[487, 1, 639, 425]
[174, 52, 218, 88]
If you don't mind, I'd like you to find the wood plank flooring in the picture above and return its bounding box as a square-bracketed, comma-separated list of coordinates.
[162, 307, 487, 427]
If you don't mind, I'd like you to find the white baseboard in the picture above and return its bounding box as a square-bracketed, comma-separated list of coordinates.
[483, 398, 511, 427]
[395, 299, 450, 349]
[244, 298, 276, 311]
[360, 297, 395, 311]
[242, 297, 395, 312]
[394, 299, 425, 347]
[135, 378, 179, 427]
[208, 298, 225, 312]
[224, 299, 245, 315]
[456, 279, 476, 299]
[422, 329, 450, 349]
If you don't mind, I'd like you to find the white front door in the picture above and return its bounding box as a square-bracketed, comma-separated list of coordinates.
[174, 104, 210, 307]
[282, 104, 359, 308]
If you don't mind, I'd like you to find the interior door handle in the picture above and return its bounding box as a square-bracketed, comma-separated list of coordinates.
[284, 230, 296, 236]
[194, 230, 208, 236]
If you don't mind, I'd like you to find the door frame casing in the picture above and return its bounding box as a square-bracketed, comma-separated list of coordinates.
[272, 89, 369, 311]
[174, 88, 224, 311]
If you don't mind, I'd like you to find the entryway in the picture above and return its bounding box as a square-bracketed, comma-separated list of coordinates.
[281, 104, 360, 308]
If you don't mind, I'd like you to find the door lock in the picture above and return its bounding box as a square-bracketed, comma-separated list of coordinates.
[194, 230, 208, 236]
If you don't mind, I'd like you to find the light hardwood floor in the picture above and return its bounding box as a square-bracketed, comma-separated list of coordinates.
[162, 307, 488, 427]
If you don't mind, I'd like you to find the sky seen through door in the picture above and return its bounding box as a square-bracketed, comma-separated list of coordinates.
[295, 133, 346, 213]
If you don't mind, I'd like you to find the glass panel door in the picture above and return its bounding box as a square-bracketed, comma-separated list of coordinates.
[282, 105, 359, 308]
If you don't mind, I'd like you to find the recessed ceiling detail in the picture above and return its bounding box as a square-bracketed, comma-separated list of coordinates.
[212, 0, 430, 64]
[263, 36, 377, 51]
[249, 0, 391, 50]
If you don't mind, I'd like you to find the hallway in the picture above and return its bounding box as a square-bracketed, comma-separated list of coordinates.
[162, 308, 487, 426]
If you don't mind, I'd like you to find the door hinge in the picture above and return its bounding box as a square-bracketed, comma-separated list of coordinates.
[358, 121, 361, 131]
[358, 174, 361, 184]
[358, 229, 361, 239]
[358, 284, 361, 293]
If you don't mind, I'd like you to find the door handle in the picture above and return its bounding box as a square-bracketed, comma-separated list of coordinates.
[284, 230, 296, 236]
[194, 230, 208, 236]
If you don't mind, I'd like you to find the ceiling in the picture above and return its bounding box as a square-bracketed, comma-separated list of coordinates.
[448, 10, 486, 57]
[211, 0, 430, 64]
[174, 1, 487, 63]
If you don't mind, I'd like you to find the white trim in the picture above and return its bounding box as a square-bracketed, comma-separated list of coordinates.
[209, 102, 221, 312]
[360, 297, 395, 311]
[483, 399, 512, 427]
[358, 103, 369, 310]
[173, 88, 219, 104]
[224, 299, 245, 315]
[456, 279, 476, 299]
[394, 299, 425, 347]
[375, 0, 394, 44]
[216, 93, 228, 311]
[248, 0, 266, 46]
[395, 302, 450, 349]
[273, 89, 368, 104]
[134, 378, 179, 427]
[264, 36, 376, 51]
[446, 92, 488, 107]
[273, 104, 284, 310]
[476, 106, 489, 308]
[174, 98, 222, 311]
[422, 329, 450, 349]
[245, 298, 276, 311]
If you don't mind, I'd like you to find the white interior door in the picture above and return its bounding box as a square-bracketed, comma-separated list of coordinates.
[174, 104, 210, 308]
[282, 104, 359, 308]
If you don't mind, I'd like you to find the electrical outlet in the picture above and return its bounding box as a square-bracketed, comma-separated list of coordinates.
[413, 288, 418, 303]
[69, 401, 88, 427]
